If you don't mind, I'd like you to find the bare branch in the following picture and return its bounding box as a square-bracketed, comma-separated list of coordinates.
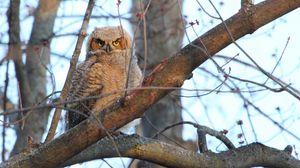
[2, 61, 10, 161]
[215, 54, 300, 94]
[45, 0, 95, 143]
[63, 135, 299, 168]
[153, 121, 235, 151]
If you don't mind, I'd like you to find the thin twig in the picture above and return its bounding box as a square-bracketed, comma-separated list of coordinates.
[207, 0, 300, 100]
[201, 67, 300, 142]
[195, 0, 220, 19]
[246, 99, 300, 142]
[2, 60, 10, 161]
[153, 121, 235, 150]
[45, 0, 95, 142]
[264, 36, 290, 84]
[38, 47, 56, 95]
[87, 101, 126, 168]
[215, 54, 300, 95]
[0, 84, 274, 118]
[243, 101, 258, 142]
[141, 1, 150, 77]
[237, 120, 249, 145]
[144, 116, 186, 148]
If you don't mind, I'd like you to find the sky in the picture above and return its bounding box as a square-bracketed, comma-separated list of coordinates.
[0, 0, 300, 167]
[181, 0, 300, 148]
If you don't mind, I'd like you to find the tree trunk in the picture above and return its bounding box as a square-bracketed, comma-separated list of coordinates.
[131, 0, 195, 167]
[11, 0, 60, 155]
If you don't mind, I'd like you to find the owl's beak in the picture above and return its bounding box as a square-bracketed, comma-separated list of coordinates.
[104, 44, 112, 53]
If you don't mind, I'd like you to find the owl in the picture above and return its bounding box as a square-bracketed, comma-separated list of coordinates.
[66, 26, 142, 133]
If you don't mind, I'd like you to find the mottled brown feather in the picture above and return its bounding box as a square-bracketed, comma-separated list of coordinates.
[66, 26, 142, 131]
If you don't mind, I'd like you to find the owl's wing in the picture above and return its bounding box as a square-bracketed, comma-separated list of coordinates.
[66, 59, 103, 129]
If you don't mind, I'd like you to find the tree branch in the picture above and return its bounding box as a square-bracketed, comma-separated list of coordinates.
[45, 0, 95, 142]
[2, 0, 300, 167]
[62, 134, 202, 167]
[6, 0, 32, 106]
[63, 135, 300, 168]
[0, 91, 14, 112]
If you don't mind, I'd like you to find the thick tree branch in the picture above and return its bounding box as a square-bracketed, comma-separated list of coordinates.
[2, 0, 300, 167]
[217, 143, 300, 168]
[63, 135, 299, 168]
[63, 134, 202, 167]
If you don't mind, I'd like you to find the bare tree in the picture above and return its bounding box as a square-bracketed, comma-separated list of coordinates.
[131, 0, 196, 167]
[6, 0, 60, 155]
[0, 0, 300, 168]
[132, 0, 185, 142]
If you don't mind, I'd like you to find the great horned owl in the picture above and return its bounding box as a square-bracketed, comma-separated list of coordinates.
[66, 26, 142, 133]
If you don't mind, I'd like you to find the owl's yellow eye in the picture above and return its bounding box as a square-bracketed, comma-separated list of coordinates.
[112, 39, 120, 47]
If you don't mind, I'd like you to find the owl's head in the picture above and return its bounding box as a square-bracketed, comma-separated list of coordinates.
[86, 26, 132, 54]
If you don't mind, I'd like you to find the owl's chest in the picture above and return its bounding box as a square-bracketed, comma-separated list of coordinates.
[88, 62, 127, 112]
[89, 62, 127, 93]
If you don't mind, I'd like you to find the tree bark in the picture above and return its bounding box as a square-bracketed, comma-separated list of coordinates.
[132, 0, 184, 139]
[11, 0, 60, 155]
[62, 135, 300, 168]
[131, 1, 190, 167]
